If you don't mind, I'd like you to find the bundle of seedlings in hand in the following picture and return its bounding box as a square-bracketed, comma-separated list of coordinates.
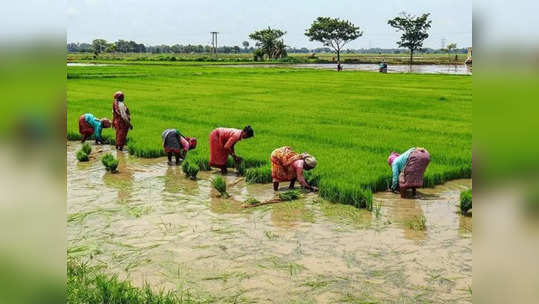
[181, 160, 200, 180]
[76, 150, 89, 162]
[212, 175, 229, 198]
[460, 189, 472, 214]
[279, 190, 301, 201]
[101, 153, 119, 173]
[81, 142, 92, 155]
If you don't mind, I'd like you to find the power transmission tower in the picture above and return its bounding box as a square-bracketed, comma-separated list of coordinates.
[441, 38, 446, 49]
[210, 32, 218, 57]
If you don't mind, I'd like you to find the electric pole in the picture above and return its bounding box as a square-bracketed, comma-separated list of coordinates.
[210, 32, 218, 57]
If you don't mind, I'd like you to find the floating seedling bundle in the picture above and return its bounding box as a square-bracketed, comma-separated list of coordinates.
[101, 153, 119, 173]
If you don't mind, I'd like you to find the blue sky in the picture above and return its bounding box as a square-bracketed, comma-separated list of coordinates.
[67, 0, 472, 49]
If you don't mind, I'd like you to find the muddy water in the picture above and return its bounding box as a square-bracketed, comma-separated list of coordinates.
[221, 63, 472, 75]
[67, 142, 472, 303]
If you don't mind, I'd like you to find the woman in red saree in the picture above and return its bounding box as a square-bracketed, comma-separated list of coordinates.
[271, 146, 318, 191]
[112, 91, 133, 151]
[209, 126, 254, 174]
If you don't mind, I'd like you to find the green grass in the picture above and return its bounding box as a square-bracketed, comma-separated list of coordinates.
[101, 153, 119, 172]
[76, 150, 89, 162]
[67, 64, 471, 208]
[67, 261, 207, 304]
[460, 189, 472, 214]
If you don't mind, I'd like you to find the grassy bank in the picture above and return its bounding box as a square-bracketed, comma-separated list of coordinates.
[67, 261, 210, 304]
[67, 64, 471, 208]
[68, 52, 468, 65]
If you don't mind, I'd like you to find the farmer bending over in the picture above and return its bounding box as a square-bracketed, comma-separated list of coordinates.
[388, 147, 430, 197]
[162, 129, 197, 165]
[78, 113, 111, 144]
[209, 126, 254, 174]
[271, 146, 318, 192]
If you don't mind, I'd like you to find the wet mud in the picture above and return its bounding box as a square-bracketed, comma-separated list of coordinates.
[67, 142, 472, 303]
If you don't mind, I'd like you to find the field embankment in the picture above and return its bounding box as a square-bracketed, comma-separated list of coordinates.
[67, 65, 471, 208]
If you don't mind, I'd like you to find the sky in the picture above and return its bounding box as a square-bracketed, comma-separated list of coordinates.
[66, 0, 472, 49]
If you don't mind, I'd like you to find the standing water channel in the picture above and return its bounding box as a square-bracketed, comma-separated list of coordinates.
[67, 142, 472, 303]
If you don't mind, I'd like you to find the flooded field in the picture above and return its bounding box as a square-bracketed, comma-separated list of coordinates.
[67, 142, 472, 303]
[67, 62, 471, 75]
[222, 63, 472, 75]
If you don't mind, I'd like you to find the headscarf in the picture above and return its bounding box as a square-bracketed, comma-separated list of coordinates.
[302, 153, 317, 169]
[114, 91, 124, 102]
[186, 137, 197, 150]
[388, 152, 400, 166]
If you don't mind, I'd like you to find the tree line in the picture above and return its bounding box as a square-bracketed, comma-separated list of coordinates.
[68, 12, 468, 64]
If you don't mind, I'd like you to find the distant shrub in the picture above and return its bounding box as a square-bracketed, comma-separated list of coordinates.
[76, 150, 89, 162]
[101, 153, 119, 173]
[212, 175, 229, 197]
[81, 142, 92, 155]
[460, 189, 472, 214]
[182, 160, 199, 180]
[279, 190, 301, 201]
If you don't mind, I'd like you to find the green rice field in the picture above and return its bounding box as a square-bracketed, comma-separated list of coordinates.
[67, 64, 472, 208]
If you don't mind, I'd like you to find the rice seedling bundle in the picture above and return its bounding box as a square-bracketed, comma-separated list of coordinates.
[279, 190, 301, 201]
[101, 153, 119, 172]
[212, 175, 229, 197]
[181, 160, 200, 180]
[460, 189, 472, 214]
[81, 142, 92, 155]
[76, 150, 89, 162]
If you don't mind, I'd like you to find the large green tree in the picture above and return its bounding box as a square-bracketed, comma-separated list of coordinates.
[248, 27, 287, 60]
[305, 17, 362, 64]
[91, 39, 109, 55]
[388, 12, 432, 64]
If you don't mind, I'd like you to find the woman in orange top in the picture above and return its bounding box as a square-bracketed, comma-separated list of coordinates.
[209, 126, 254, 174]
[271, 146, 318, 191]
[112, 91, 133, 151]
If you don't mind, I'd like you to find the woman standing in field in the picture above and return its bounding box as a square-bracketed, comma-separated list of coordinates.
[209, 126, 254, 174]
[271, 146, 318, 192]
[78, 113, 111, 144]
[112, 91, 133, 151]
[161, 129, 197, 165]
[388, 147, 430, 197]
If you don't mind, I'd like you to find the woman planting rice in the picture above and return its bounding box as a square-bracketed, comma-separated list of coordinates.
[271, 146, 318, 192]
[161, 129, 197, 165]
[78, 113, 111, 144]
[388, 147, 430, 198]
[112, 91, 133, 151]
[209, 126, 254, 174]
